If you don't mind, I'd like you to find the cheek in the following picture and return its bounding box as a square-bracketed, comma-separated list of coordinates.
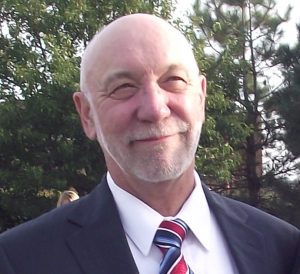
[171, 93, 203, 123]
[96, 102, 135, 136]
[189, 93, 204, 122]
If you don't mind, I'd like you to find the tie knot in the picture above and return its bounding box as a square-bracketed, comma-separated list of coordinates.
[154, 218, 189, 250]
[154, 219, 194, 274]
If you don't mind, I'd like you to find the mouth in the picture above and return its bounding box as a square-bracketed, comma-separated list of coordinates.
[130, 134, 174, 145]
[137, 135, 171, 142]
[127, 122, 189, 145]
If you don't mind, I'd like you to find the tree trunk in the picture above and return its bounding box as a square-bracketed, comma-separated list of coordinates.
[245, 124, 262, 206]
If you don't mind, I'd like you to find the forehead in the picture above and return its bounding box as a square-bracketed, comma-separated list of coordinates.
[81, 16, 198, 88]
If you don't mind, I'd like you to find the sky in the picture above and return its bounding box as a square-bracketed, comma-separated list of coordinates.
[277, 0, 300, 45]
[175, 0, 300, 46]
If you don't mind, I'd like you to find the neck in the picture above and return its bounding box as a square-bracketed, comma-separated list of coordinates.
[109, 164, 196, 216]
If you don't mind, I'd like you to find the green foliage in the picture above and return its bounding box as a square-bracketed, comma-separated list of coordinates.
[1, 0, 298, 231]
[189, 0, 293, 207]
[0, 0, 174, 232]
[188, 0, 300, 223]
[184, 20, 250, 184]
[266, 26, 300, 158]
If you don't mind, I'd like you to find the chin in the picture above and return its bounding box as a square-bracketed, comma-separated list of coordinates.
[132, 163, 189, 184]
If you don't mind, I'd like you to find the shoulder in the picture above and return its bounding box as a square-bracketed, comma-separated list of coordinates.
[0, 196, 80, 246]
[203, 185, 300, 271]
[0, 179, 111, 247]
[0, 179, 124, 273]
[0, 198, 82, 273]
[203, 184, 300, 236]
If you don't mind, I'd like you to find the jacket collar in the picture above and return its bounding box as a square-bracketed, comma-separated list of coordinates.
[65, 178, 139, 274]
[203, 185, 266, 274]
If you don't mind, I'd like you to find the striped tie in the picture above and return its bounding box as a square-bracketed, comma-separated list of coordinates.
[154, 218, 194, 274]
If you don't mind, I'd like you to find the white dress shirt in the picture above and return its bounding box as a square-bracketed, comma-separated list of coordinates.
[107, 171, 238, 274]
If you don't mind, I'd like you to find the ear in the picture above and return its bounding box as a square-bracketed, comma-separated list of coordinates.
[198, 74, 207, 121]
[73, 91, 97, 140]
[199, 74, 207, 99]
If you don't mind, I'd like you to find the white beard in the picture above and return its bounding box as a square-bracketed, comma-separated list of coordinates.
[97, 119, 202, 183]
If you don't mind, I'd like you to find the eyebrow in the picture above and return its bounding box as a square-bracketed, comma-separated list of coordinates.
[103, 70, 137, 88]
[166, 64, 187, 72]
[166, 63, 200, 77]
[163, 64, 199, 80]
[163, 64, 192, 80]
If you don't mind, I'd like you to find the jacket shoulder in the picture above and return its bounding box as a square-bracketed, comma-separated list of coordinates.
[209, 188, 299, 232]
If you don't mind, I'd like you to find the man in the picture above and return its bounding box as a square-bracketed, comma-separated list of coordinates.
[0, 13, 299, 274]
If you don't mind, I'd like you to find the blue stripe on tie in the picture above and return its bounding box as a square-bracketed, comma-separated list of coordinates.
[154, 218, 193, 274]
[159, 247, 181, 274]
[154, 231, 181, 248]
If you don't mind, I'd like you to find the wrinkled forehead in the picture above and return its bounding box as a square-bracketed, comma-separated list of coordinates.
[80, 14, 198, 91]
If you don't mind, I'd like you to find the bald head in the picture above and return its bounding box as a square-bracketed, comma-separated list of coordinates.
[80, 13, 199, 95]
[73, 13, 206, 188]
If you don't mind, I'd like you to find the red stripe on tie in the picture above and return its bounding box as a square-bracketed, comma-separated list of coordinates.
[160, 220, 186, 240]
[154, 219, 194, 274]
[170, 254, 188, 274]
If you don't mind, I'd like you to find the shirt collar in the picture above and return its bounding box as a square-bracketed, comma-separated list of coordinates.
[107, 171, 211, 255]
[175, 171, 212, 251]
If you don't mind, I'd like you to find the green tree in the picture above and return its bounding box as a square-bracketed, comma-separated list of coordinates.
[0, 0, 174, 232]
[265, 25, 300, 161]
[261, 26, 300, 228]
[189, 0, 291, 205]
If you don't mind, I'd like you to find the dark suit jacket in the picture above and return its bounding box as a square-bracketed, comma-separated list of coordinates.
[292, 246, 300, 274]
[0, 177, 299, 274]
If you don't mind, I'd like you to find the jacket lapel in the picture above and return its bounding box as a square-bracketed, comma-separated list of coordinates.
[62, 177, 268, 273]
[65, 178, 138, 274]
[203, 185, 267, 274]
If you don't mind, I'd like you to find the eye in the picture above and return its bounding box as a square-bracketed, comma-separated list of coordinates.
[160, 76, 188, 93]
[108, 83, 137, 100]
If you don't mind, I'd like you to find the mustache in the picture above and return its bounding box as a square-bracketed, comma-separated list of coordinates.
[126, 120, 189, 142]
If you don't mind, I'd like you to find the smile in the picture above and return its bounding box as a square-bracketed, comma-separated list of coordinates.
[132, 134, 174, 144]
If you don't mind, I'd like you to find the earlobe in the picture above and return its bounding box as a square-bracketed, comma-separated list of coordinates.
[73, 91, 97, 140]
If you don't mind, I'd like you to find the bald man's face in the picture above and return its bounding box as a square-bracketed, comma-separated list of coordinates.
[75, 15, 206, 183]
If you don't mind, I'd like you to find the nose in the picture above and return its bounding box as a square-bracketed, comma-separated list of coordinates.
[136, 83, 171, 122]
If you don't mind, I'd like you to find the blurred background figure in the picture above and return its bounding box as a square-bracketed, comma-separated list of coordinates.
[56, 188, 79, 207]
